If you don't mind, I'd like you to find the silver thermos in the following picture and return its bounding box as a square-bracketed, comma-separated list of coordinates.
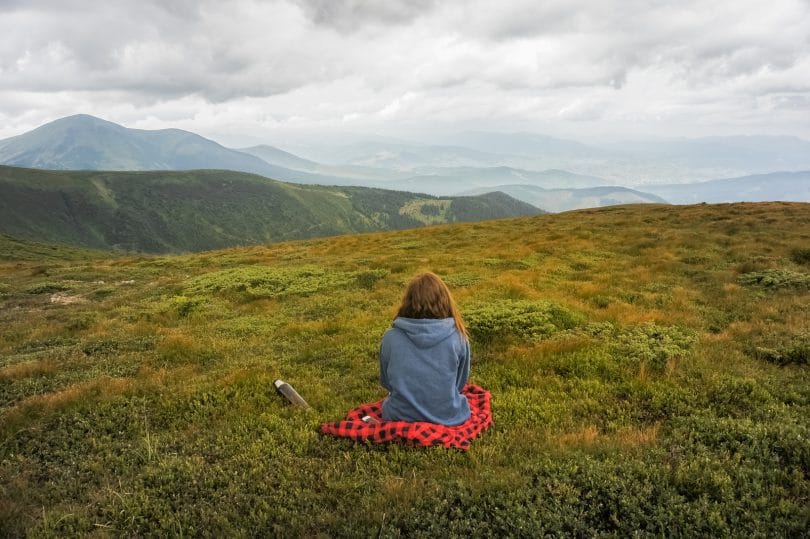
[273, 379, 310, 409]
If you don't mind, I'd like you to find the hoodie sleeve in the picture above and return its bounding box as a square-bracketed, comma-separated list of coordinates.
[456, 337, 470, 392]
[379, 331, 391, 391]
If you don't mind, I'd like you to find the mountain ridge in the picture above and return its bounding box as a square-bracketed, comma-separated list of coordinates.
[0, 164, 543, 253]
[3, 114, 809, 203]
[643, 171, 810, 203]
[461, 184, 667, 212]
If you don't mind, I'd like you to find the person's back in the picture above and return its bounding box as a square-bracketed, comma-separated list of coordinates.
[380, 317, 470, 425]
[378, 272, 471, 426]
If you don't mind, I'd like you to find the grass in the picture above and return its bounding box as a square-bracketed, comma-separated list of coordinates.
[0, 202, 809, 536]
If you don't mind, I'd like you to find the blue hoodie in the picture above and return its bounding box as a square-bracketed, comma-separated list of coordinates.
[379, 317, 471, 425]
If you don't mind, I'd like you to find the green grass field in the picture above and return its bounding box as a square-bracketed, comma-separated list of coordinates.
[1, 202, 808, 536]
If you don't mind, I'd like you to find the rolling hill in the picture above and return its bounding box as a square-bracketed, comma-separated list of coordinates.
[0, 165, 542, 253]
[462, 184, 667, 212]
[236, 144, 322, 172]
[1, 202, 808, 536]
[390, 167, 609, 196]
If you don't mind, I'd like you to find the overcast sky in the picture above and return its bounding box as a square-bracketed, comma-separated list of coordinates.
[1, 0, 809, 146]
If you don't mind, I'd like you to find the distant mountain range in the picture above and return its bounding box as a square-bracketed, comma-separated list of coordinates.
[0, 114, 389, 190]
[288, 131, 810, 184]
[643, 171, 810, 204]
[461, 185, 667, 213]
[0, 165, 542, 253]
[388, 167, 606, 196]
[600, 136, 810, 173]
[2, 114, 809, 212]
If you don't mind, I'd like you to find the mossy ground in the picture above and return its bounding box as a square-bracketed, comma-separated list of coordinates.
[1, 202, 808, 536]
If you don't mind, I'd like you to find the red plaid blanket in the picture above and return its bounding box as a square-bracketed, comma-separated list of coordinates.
[320, 384, 492, 450]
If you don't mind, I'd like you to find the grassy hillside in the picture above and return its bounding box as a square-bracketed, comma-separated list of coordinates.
[0, 233, 109, 262]
[1, 203, 808, 536]
[0, 165, 541, 253]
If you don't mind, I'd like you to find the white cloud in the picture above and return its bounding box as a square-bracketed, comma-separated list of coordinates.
[0, 0, 808, 141]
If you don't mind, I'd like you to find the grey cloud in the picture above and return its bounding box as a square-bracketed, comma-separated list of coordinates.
[470, 2, 596, 40]
[766, 94, 810, 110]
[1, 0, 809, 140]
[0, 1, 350, 102]
[294, 0, 436, 32]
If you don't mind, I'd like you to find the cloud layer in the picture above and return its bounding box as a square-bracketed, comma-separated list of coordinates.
[1, 0, 809, 143]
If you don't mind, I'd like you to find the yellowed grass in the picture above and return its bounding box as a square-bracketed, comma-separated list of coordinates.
[554, 423, 661, 449]
[556, 425, 600, 447]
[0, 359, 60, 380]
[613, 423, 661, 446]
[4, 377, 135, 420]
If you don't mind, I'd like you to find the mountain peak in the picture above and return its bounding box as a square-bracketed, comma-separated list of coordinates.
[0, 114, 276, 174]
[44, 113, 122, 128]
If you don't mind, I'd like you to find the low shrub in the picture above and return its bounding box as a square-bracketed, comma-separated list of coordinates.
[441, 272, 481, 288]
[25, 282, 68, 294]
[738, 269, 810, 290]
[708, 378, 774, 417]
[790, 247, 810, 265]
[354, 269, 388, 290]
[168, 295, 206, 318]
[588, 322, 696, 373]
[752, 334, 810, 366]
[465, 300, 584, 345]
[185, 265, 360, 301]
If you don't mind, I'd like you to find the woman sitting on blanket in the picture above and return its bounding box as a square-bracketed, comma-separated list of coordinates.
[379, 272, 471, 426]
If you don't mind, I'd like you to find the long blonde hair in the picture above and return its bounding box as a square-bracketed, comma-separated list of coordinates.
[395, 272, 468, 339]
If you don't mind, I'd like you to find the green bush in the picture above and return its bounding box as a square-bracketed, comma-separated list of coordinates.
[588, 322, 696, 373]
[465, 300, 584, 345]
[354, 268, 388, 290]
[185, 265, 360, 300]
[24, 282, 68, 294]
[738, 269, 810, 290]
[752, 334, 810, 366]
[169, 295, 205, 318]
[441, 272, 481, 288]
[708, 377, 774, 417]
[790, 247, 810, 265]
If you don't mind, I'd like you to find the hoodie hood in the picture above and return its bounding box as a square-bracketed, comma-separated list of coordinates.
[392, 317, 457, 349]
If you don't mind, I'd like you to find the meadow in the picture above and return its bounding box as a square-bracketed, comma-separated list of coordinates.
[0, 202, 808, 537]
